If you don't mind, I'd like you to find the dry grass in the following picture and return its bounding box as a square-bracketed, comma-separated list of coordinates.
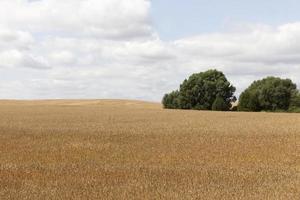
[0, 100, 299, 199]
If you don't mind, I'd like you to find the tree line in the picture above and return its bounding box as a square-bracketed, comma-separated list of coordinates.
[162, 69, 300, 112]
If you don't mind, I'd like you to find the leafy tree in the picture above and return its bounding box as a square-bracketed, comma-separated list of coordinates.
[162, 69, 236, 111]
[238, 77, 297, 112]
[231, 105, 238, 112]
[162, 90, 181, 109]
[238, 90, 261, 112]
[289, 91, 300, 112]
[212, 95, 229, 111]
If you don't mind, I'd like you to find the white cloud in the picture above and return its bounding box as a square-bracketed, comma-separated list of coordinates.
[0, 29, 34, 50]
[0, 0, 153, 40]
[173, 23, 300, 94]
[0, 0, 299, 101]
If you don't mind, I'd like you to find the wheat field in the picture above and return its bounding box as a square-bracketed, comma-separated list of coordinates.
[0, 100, 299, 199]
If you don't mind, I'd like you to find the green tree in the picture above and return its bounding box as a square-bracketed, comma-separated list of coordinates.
[212, 95, 229, 111]
[289, 91, 300, 112]
[162, 69, 236, 110]
[238, 90, 261, 111]
[162, 90, 181, 109]
[238, 77, 297, 112]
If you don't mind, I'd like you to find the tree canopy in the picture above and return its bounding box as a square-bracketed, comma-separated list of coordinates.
[162, 69, 236, 111]
[238, 77, 298, 112]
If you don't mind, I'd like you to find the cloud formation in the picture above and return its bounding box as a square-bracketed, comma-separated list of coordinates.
[0, 0, 153, 39]
[0, 0, 299, 100]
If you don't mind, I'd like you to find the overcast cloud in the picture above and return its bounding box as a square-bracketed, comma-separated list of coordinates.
[0, 0, 299, 101]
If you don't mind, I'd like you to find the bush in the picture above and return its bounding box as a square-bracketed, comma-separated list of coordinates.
[162, 69, 236, 110]
[238, 77, 297, 112]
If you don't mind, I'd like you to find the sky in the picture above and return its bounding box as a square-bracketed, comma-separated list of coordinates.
[151, 0, 300, 40]
[0, 0, 299, 101]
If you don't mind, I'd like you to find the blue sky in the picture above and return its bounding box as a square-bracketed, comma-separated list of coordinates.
[151, 0, 300, 40]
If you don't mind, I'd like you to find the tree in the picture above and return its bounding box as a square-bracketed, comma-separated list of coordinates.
[162, 90, 181, 109]
[162, 69, 236, 111]
[238, 77, 297, 112]
[289, 91, 300, 112]
[212, 95, 229, 111]
[238, 90, 261, 112]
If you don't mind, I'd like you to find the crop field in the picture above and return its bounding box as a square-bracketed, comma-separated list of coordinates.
[0, 100, 299, 199]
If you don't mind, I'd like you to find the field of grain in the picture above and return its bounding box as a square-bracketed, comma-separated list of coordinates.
[0, 100, 299, 199]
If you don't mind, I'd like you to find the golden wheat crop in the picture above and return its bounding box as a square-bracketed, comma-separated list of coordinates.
[0, 100, 299, 199]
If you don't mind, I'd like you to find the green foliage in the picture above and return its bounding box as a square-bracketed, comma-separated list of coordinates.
[290, 92, 300, 107]
[212, 96, 229, 111]
[231, 105, 238, 112]
[289, 92, 300, 112]
[162, 90, 181, 109]
[162, 69, 236, 111]
[238, 91, 261, 112]
[238, 77, 297, 112]
[289, 107, 300, 113]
